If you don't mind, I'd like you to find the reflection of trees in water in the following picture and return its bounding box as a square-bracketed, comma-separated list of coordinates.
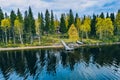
[0, 45, 119, 79]
[0, 51, 26, 79]
[13, 51, 25, 76]
[82, 45, 120, 67]
[60, 51, 67, 67]
[0, 51, 12, 80]
[46, 50, 56, 74]
[24, 50, 37, 76]
[59, 45, 120, 70]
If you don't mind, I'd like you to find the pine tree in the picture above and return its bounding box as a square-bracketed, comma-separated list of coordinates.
[10, 10, 16, 44]
[50, 10, 55, 34]
[17, 8, 23, 23]
[110, 13, 115, 22]
[68, 9, 74, 29]
[110, 13, 116, 34]
[0, 7, 4, 24]
[28, 7, 36, 44]
[115, 10, 120, 35]
[0, 7, 4, 42]
[106, 12, 109, 18]
[90, 14, 97, 37]
[60, 14, 67, 34]
[4, 13, 8, 18]
[75, 13, 79, 27]
[23, 11, 28, 33]
[10, 10, 16, 28]
[45, 9, 50, 34]
[100, 12, 104, 19]
[23, 11, 29, 43]
[40, 12, 44, 35]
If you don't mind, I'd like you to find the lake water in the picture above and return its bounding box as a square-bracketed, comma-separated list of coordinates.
[0, 45, 120, 80]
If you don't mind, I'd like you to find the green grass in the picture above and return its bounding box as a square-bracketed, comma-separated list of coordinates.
[0, 34, 120, 48]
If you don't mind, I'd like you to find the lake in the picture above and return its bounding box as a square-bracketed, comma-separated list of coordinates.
[0, 45, 120, 80]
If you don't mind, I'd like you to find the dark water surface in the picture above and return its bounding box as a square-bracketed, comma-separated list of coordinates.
[0, 45, 120, 80]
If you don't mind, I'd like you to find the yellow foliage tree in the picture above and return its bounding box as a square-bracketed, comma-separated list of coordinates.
[1, 18, 11, 31]
[54, 18, 59, 30]
[80, 17, 91, 39]
[68, 24, 79, 41]
[14, 18, 23, 44]
[35, 19, 41, 35]
[76, 18, 81, 31]
[96, 18, 114, 39]
[1, 18, 11, 44]
[35, 19, 41, 44]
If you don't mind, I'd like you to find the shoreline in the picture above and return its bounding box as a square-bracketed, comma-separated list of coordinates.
[0, 42, 120, 51]
[0, 45, 63, 51]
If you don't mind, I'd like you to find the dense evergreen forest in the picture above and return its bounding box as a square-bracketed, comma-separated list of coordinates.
[0, 7, 120, 47]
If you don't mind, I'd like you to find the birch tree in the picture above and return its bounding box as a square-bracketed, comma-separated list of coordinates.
[35, 18, 41, 44]
[14, 18, 23, 44]
[1, 18, 10, 44]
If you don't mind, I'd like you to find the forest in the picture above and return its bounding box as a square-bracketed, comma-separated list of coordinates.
[0, 7, 120, 47]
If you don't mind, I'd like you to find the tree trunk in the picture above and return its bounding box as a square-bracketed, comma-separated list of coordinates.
[19, 34, 23, 44]
[38, 35, 40, 45]
[86, 32, 88, 39]
[2, 32, 4, 43]
[31, 35, 33, 44]
[13, 30, 16, 44]
[100, 31, 102, 39]
[13, 35, 16, 44]
[81, 32, 83, 41]
[19, 31, 23, 44]
[5, 31, 7, 44]
[8, 29, 10, 43]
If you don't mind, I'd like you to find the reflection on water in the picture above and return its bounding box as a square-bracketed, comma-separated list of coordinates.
[0, 45, 120, 80]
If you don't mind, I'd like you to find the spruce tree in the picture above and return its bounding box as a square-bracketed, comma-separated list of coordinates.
[110, 13, 115, 34]
[28, 7, 35, 44]
[45, 9, 50, 34]
[23, 11, 29, 42]
[10, 10, 16, 27]
[10, 10, 16, 44]
[5, 13, 8, 18]
[60, 14, 67, 34]
[90, 14, 97, 37]
[75, 13, 79, 27]
[100, 12, 104, 18]
[38, 12, 41, 35]
[115, 10, 120, 35]
[110, 13, 115, 22]
[0, 7, 4, 24]
[50, 10, 55, 34]
[106, 12, 109, 18]
[40, 12, 44, 35]
[68, 9, 74, 29]
[17, 8, 23, 23]
[0, 7, 4, 42]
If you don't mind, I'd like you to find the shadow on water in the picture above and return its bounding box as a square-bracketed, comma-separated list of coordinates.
[0, 45, 120, 80]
